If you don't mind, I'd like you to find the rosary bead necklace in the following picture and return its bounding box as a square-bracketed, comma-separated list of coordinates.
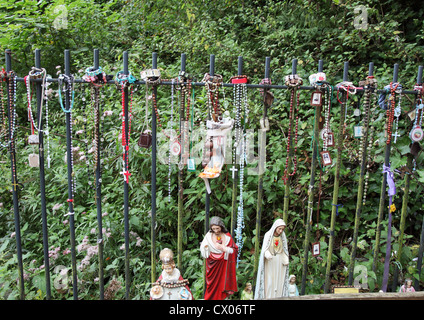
[7, 72, 18, 190]
[282, 75, 302, 184]
[231, 76, 249, 265]
[59, 73, 77, 198]
[0, 68, 9, 148]
[386, 82, 401, 145]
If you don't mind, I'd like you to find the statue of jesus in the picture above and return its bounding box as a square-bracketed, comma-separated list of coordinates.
[200, 216, 238, 300]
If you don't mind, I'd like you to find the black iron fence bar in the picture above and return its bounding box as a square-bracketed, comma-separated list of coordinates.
[5, 49, 25, 300]
[34, 49, 51, 300]
[63, 49, 79, 300]
[150, 52, 158, 286]
[92, 49, 105, 300]
[121, 51, 131, 300]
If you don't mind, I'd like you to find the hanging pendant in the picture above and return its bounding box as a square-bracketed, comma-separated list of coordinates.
[310, 91, 322, 107]
[354, 125, 363, 138]
[320, 150, 332, 166]
[410, 125, 424, 142]
[28, 153, 39, 167]
[320, 129, 334, 147]
[353, 108, 361, 117]
[138, 129, 152, 148]
[187, 157, 196, 172]
[170, 140, 181, 156]
[312, 242, 320, 256]
[28, 134, 39, 145]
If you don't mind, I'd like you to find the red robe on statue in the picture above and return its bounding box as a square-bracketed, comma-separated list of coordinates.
[201, 232, 238, 300]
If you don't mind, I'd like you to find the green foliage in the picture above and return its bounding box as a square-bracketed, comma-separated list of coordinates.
[1, 0, 424, 300]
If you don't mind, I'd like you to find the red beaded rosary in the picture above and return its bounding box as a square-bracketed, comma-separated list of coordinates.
[386, 82, 400, 145]
[120, 83, 133, 183]
[282, 89, 300, 184]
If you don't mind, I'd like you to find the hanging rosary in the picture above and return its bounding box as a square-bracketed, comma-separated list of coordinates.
[82, 66, 108, 189]
[320, 85, 334, 166]
[282, 74, 302, 184]
[360, 75, 378, 205]
[201, 73, 223, 169]
[138, 69, 160, 149]
[177, 73, 193, 169]
[115, 71, 135, 184]
[409, 93, 424, 144]
[0, 67, 9, 149]
[385, 82, 402, 145]
[6, 71, 19, 191]
[230, 75, 249, 265]
[58, 73, 77, 198]
[25, 67, 50, 168]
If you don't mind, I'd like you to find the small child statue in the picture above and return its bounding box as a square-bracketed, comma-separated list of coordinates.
[150, 248, 193, 300]
[288, 274, 299, 297]
[399, 278, 415, 293]
[240, 282, 253, 300]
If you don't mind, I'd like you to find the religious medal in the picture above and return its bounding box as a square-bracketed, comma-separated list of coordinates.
[170, 140, 181, 156]
[410, 125, 424, 142]
[28, 153, 39, 167]
[310, 90, 322, 106]
[410, 101, 423, 143]
[320, 150, 332, 166]
[353, 108, 361, 117]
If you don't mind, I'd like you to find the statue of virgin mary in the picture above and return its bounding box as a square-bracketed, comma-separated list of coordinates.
[254, 219, 290, 299]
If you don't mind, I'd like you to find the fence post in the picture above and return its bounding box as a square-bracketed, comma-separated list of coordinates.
[347, 62, 376, 286]
[121, 51, 132, 299]
[177, 53, 186, 270]
[91, 49, 105, 300]
[34, 49, 52, 299]
[322, 61, 350, 293]
[151, 51, 158, 285]
[300, 59, 325, 294]
[253, 56, 270, 287]
[230, 56, 243, 239]
[282, 59, 298, 223]
[63, 49, 78, 299]
[380, 63, 399, 292]
[414, 66, 424, 291]
[5, 49, 25, 300]
[373, 64, 398, 275]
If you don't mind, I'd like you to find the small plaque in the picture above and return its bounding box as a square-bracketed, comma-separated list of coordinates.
[310, 91, 322, 106]
[320, 151, 332, 166]
[28, 153, 39, 167]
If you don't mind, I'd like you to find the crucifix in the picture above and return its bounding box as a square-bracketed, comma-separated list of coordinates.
[229, 165, 238, 179]
[120, 168, 131, 183]
[167, 291, 172, 299]
[392, 131, 401, 143]
[11, 181, 20, 191]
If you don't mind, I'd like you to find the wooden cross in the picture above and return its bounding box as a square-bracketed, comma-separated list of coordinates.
[229, 165, 238, 179]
